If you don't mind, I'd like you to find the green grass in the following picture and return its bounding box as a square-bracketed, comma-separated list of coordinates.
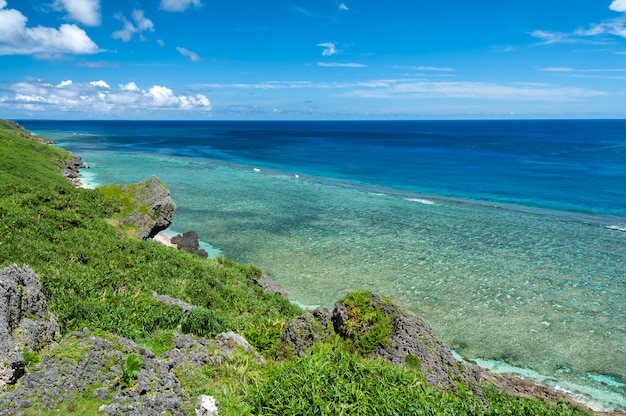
[0, 120, 594, 416]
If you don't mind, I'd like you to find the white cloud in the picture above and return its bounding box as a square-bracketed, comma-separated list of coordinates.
[339, 3, 348, 11]
[318, 62, 366, 68]
[343, 80, 605, 101]
[160, 0, 201, 12]
[119, 82, 139, 91]
[317, 42, 338, 56]
[0, 79, 211, 116]
[0, 3, 99, 56]
[177, 46, 202, 61]
[53, 0, 101, 26]
[112, 10, 154, 42]
[202, 78, 604, 103]
[531, 2, 626, 45]
[90, 80, 110, 89]
[610, 0, 626, 12]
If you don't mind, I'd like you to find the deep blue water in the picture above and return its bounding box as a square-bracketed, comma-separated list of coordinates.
[18, 119, 626, 410]
[21, 119, 626, 218]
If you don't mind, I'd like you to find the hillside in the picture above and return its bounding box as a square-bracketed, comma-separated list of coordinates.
[0, 120, 598, 415]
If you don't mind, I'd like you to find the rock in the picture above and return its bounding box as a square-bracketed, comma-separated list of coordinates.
[0, 265, 59, 388]
[254, 272, 289, 299]
[215, 331, 263, 362]
[58, 156, 85, 187]
[112, 175, 176, 240]
[152, 291, 195, 313]
[196, 395, 219, 416]
[171, 231, 208, 257]
[281, 307, 331, 357]
[282, 291, 484, 401]
[332, 292, 484, 400]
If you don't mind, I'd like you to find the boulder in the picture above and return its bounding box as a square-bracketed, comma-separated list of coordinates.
[171, 231, 208, 258]
[254, 272, 289, 299]
[0, 265, 59, 388]
[332, 292, 484, 399]
[282, 292, 484, 400]
[281, 307, 331, 357]
[111, 175, 176, 240]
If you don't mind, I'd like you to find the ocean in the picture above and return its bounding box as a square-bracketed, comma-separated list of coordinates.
[20, 119, 626, 411]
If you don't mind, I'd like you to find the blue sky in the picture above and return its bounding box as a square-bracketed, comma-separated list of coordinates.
[1, 0, 626, 119]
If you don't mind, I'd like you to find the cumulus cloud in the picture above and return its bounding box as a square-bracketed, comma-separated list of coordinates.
[160, 0, 201, 12]
[317, 42, 338, 56]
[53, 0, 101, 26]
[177, 46, 202, 61]
[0, 3, 99, 56]
[119, 82, 139, 91]
[112, 10, 154, 42]
[0, 78, 211, 115]
[339, 3, 348, 11]
[610, 0, 626, 12]
[89, 80, 110, 88]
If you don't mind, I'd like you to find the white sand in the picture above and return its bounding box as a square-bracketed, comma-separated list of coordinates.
[153, 231, 177, 248]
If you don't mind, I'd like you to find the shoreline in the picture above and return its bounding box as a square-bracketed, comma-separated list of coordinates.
[57, 144, 625, 414]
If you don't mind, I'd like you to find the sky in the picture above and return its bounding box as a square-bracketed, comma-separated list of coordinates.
[1, 0, 626, 120]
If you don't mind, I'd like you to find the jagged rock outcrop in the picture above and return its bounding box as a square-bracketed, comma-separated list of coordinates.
[0, 329, 259, 415]
[281, 307, 332, 357]
[0, 265, 60, 388]
[171, 231, 208, 258]
[113, 175, 176, 240]
[282, 292, 484, 400]
[58, 156, 85, 187]
[254, 271, 289, 299]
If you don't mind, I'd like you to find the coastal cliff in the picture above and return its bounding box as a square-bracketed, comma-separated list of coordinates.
[0, 120, 616, 415]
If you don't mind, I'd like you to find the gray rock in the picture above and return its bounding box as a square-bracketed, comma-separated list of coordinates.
[254, 272, 289, 299]
[58, 155, 85, 187]
[171, 231, 208, 258]
[332, 293, 484, 400]
[215, 331, 263, 363]
[281, 307, 331, 357]
[116, 175, 176, 240]
[152, 291, 195, 312]
[0, 265, 59, 388]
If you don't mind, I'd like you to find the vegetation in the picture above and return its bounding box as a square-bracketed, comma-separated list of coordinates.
[0, 120, 594, 415]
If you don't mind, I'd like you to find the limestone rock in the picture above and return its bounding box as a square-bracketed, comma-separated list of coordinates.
[281, 307, 331, 357]
[171, 231, 208, 257]
[282, 292, 484, 400]
[0, 265, 59, 388]
[113, 175, 176, 240]
[152, 291, 195, 313]
[333, 292, 484, 400]
[254, 271, 289, 299]
[58, 156, 85, 187]
[196, 395, 219, 416]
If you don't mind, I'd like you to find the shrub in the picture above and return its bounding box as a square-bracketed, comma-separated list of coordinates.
[181, 307, 227, 337]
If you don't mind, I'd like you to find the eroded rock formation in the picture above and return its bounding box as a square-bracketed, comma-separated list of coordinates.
[0, 265, 59, 388]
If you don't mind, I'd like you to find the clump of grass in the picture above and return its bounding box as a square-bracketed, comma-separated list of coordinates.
[340, 291, 395, 355]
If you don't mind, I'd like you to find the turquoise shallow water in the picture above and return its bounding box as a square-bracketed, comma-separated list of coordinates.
[31, 124, 626, 411]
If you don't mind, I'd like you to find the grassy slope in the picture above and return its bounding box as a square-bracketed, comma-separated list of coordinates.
[0, 120, 592, 415]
